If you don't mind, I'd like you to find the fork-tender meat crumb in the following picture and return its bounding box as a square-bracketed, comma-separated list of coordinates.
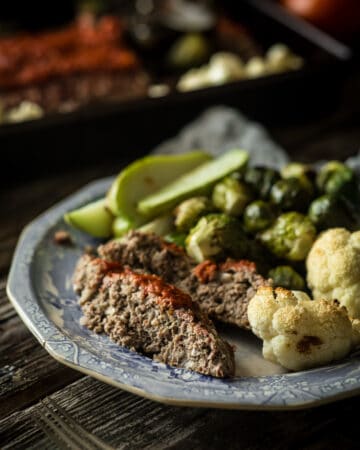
[74, 255, 235, 378]
[98, 231, 193, 284]
[54, 230, 73, 245]
[99, 231, 271, 329]
[181, 260, 271, 329]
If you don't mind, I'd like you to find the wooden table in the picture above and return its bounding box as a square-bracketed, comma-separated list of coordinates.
[1, 68, 360, 449]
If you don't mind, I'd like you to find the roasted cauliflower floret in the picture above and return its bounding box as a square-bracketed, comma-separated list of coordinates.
[248, 286, 354, 371]
[306, 228, 360, 318]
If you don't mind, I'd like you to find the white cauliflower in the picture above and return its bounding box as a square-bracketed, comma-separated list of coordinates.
[307, 228, 360, 318]
[248, 286, 354, 371]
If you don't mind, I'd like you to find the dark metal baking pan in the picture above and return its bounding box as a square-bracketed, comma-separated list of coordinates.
[0, 0, 352, 183]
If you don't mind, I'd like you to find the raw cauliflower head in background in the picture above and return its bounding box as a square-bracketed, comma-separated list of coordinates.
[248, 286, 354, 371]
[306, 228, 360, 319]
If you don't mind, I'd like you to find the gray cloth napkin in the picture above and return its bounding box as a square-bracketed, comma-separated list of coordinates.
[154, 105, 360, 174]
[153, 106, 289, 168]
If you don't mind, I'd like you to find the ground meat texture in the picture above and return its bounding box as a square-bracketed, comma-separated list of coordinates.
[73, 254, 123, 304]
[180, 260, 272, 329]
[98, 231, 271, 329]
[74, 256, 235, 378]
[98, 231, 193, 284]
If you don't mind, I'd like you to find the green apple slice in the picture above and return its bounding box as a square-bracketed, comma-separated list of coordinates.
[138, 149, 249, 217]
[106, 151, 211, 222]
[138, 214, 174, 236]
[64, 198, 113, 238]
[113, 215, 134, 238]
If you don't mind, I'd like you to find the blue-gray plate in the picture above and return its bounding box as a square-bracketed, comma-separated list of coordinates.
[7, 178, 360, 410]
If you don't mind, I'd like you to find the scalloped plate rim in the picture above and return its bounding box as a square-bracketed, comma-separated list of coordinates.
[6, 176, 360, 410]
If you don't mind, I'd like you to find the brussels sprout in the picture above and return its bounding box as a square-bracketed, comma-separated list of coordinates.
[308, 195, 359, 231]
[270, 177, 312, 211]
[243, 200, 276, 233]
[281, 162, 315, 196]
[268, 265, 305, 291]
[164, 231, 187, 248]
[324, 167, 357, 200]
[174, 196, 213, 232]
[185, 213, 248, 263]
[244, 167, 281, 199]
[281, 162, 315, 180]
[316, 160, 357, 197]
[259, 212, 316, 261]
[316, 161, 347, 192]
[212, 177, 252, 216]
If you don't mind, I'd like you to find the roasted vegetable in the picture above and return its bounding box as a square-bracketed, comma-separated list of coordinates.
[308, 195, 357, 231]
[281, 162, 315, 196]
[248, 287, 354, 371]
[324, 167, 357, 200]
[167, 33, 210, 69]
[138, 149, 249, 217]
[212, 177, 252, 216]
[185, 213, 248, 263]
[268, 265, 305, 290]
[244, 167, 281, 199]
[64, 199, 113, 238]
[265, 44, 303, 72]
[281, 162, 314, 180]
[243, 200, 276, 233]
[259, 212, 316, 261]
[317, 161, 352, 193]
[174, 196, 213, 232]
[307, 228, 360, 318]
[270, 177, 312, 211]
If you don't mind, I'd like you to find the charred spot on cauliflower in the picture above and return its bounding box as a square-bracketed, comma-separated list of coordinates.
[248, 286, 354, 371]
[307, 228, 360, 319]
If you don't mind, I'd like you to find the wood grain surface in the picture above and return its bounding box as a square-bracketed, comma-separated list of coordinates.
[1, 69, 360, 449]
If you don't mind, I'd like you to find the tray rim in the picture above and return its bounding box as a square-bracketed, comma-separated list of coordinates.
[0, 0, 352, 137]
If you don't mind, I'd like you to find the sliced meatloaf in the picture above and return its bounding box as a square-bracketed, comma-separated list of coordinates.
[74, 255, 235, 378]
[181, 260, 272, 329]
[98, 231, 271, 329]
[98, 231, 193, 284]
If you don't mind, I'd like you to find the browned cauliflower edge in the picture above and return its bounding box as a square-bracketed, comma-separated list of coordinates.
[306, 228, 360, 319]
[247, 286, 356, 371]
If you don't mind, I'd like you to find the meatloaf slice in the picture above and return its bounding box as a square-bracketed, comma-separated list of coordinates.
[98, 231, 193, 284]
[74, 255, 235, 378]
[98, 231, 271, 329]
[181, 260, 272, 329]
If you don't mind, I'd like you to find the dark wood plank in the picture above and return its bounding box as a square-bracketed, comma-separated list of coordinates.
[1, 376, 360, 450]
[0, 277, 82, 419]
